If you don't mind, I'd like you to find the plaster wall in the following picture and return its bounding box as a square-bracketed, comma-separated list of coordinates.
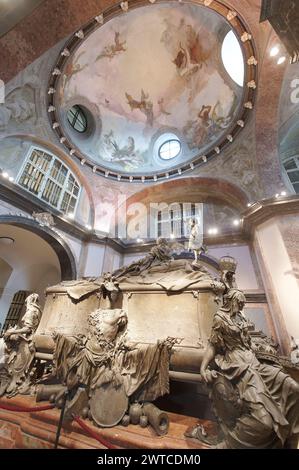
[254, 216, 299, 342]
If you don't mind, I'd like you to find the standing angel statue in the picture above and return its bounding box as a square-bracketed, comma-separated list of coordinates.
[188, 219, 206, 263]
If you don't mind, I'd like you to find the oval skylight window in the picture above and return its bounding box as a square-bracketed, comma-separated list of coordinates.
[159, 139, 181, 160]
[67, 105, 88, 133]
[221, 30, 244, 87]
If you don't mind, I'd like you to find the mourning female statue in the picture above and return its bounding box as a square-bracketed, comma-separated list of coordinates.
[198, 289, 299, 449]
[0, 293, 42, 396]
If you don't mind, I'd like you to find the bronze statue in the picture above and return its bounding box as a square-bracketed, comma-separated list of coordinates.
[198, 289, 299, 449]
[53, 307, 175, 429]
[113, 237, 173, 279]
[0, 293, 42, 396]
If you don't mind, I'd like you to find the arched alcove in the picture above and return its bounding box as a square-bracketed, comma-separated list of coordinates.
[0, 216, 77, 280]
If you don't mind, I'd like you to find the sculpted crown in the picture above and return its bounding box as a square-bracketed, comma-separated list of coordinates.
[219, 255, 237, 273]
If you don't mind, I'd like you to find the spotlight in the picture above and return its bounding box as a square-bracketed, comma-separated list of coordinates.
[67, 213, 75, 220]
[8, 176, 14, 182]
[270, 46, 279, 57]
[85, 224, 92, 231]
[208, 228, 218, 235]
[170, 234, 175, 240]
[2, 172, 9, 179]
[277, 56, 286, 65]
[137, 238, 143, 243]
[233, 219, 240, 227]
[247, 202, 252, 207]
[280, 191, 287, 196]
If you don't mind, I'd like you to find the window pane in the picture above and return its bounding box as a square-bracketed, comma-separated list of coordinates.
[284, 159, 297, 171]
[288, 170, 299, 183]
[67, 105, 87, 133]
[42, 180, 62, 207]
[18, 148, 80, 215]
[293, 183, 299, 194]
[61, 193, 71, 212]
[159, 139, 181, 160]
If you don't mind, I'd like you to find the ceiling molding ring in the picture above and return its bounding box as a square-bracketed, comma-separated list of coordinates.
[48, 0, 258, 183]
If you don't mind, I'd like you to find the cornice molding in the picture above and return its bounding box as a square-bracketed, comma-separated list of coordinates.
[242, 195, 299, 235]
[2, 182, 298, 255]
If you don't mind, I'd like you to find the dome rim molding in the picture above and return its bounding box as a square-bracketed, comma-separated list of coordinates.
[47, 0, 258, 184]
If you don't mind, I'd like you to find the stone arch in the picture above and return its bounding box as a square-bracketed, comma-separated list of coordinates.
[0, 215, 77, 280]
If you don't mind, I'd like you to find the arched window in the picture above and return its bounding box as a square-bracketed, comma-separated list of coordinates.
[283, 156, 299, 194]
[18, 148, 81, 215]
[156, 203, 201, 238]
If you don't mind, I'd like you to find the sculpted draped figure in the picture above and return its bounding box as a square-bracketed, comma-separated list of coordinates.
[0, 294, 41, 396]
[200, 289, 299, 449]
[188, 219, 205, 263]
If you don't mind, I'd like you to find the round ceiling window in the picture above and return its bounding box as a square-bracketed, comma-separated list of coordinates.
[221, 31, 244, 87]
[67, 105, 88, 133]
[159, 139, 181, 160]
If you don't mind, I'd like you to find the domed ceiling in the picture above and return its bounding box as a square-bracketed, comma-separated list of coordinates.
[51, 1, 256, 181]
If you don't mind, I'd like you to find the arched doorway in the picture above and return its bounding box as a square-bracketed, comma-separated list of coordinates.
[0, 218, 77, 329]
[0, 216, 76, 279]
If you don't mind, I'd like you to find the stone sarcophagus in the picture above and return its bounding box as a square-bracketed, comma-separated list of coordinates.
[35, 256, 224, 375]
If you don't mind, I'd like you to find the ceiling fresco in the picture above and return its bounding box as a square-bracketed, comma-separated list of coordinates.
[56, 3, 245, 176]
